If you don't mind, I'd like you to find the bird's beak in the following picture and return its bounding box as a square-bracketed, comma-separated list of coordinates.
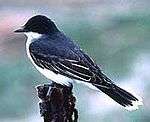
[14, 26, 27, 33]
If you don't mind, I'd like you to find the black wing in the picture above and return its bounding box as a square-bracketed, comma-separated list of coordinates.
[29, 34, 113, 87]
[29, 35, 99, 82]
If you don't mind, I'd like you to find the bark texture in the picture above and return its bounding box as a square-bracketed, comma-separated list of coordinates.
[36, 82, 78, 122]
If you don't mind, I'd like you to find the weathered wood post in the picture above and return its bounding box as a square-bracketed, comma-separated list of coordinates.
[36, 82, 78, 122]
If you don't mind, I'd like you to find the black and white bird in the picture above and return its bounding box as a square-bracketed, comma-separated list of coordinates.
[15, 15, 142, 111]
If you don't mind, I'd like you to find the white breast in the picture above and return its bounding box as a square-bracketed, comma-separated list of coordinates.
[25, 32, 72, 86]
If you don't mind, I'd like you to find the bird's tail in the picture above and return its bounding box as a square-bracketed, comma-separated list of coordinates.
[92, 76, 143, 111]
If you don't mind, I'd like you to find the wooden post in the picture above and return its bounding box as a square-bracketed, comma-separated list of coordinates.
[36, 82, 78, 122]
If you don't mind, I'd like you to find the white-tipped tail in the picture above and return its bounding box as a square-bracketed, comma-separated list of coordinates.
[124, 96, 143, 111]
[93, 82, 143, 111]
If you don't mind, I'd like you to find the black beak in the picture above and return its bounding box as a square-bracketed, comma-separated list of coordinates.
[14, 26, 27, 33]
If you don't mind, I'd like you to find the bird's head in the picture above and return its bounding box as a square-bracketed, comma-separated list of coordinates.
[14, 15, 59, 35]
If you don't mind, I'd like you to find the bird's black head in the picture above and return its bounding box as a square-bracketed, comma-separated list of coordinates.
[15, 15, 59, 34]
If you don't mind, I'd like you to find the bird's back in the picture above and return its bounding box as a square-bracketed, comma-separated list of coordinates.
[30, 32, 81, 61]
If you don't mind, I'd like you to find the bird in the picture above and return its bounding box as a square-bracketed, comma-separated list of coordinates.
[15, 15, 142, 111]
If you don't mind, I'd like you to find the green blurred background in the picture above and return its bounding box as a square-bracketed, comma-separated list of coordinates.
[0, 0, 149, 121]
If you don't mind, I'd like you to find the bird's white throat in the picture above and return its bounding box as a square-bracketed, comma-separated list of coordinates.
[24, 32, 42, 42]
